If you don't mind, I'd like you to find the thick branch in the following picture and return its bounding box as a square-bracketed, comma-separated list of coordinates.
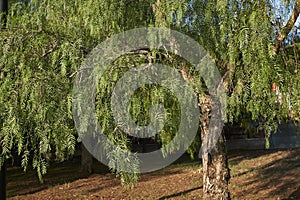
[275, 0, 300, 52]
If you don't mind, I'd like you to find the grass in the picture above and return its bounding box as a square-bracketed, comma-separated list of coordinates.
[6, 148, 300, 200]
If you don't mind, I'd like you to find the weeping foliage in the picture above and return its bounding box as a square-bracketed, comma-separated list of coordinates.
[95, 51, 202, 161]
[0, 0, 152, 182]
[185, 0, 300, 146]
[0, 0, 299, 184]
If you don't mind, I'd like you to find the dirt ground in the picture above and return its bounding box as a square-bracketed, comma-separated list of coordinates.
[6, 148, 300, 200]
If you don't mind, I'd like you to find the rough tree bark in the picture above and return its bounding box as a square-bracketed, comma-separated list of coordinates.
[80, 143, 93, 174]
[200, 95, 230, 200]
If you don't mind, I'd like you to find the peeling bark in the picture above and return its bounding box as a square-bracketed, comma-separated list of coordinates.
[200, 95, 230, 200]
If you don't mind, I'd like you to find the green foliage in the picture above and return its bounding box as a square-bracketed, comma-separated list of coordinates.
[0, 0, 160, 184]
[185, 0, 300, 143]
[1, 0, 300, 185]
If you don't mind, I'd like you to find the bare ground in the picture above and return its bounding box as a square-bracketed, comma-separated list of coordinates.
[7, 149, 300, 200]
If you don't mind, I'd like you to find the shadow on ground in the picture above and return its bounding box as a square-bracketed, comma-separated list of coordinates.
[6, 149, 300, 199]
[159, 186, 203, 199]
[229, 149, 300, 199]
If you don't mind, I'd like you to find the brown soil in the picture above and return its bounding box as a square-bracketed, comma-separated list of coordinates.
[7, 149, 300, 200]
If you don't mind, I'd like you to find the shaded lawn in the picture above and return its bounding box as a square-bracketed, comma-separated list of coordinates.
[7, 148, 300, 200]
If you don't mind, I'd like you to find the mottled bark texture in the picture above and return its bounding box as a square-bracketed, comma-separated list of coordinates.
[200, 95, 230, 200]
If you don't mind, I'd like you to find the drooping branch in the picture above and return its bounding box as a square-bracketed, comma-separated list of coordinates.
[275, 0, 300, 53]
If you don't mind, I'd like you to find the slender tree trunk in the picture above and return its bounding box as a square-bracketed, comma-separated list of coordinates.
[80, 143, 93, 174]
[0, 148, 6, 200]
[200, 95, 230, 200]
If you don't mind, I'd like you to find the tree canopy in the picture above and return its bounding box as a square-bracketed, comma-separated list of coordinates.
[0, 0, 300, 196]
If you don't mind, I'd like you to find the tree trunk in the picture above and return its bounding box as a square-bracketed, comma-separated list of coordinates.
[0, 153, 6, 200]
[200, 95, 230, 200]
[80, 143, 93, 174]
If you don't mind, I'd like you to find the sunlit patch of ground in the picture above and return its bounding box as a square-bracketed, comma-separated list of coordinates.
[7, 149, 300, 200]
